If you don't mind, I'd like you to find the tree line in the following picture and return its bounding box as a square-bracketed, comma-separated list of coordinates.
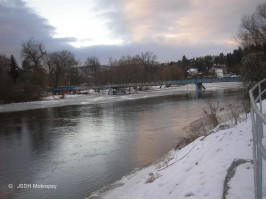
[0, 2, 265, 103]
[0, 40, 242, 103]
[0, 40, 187, 103]
[173, 47, 243, 77]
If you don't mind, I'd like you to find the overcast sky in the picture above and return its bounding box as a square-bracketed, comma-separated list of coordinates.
[0, 0, 264, 65]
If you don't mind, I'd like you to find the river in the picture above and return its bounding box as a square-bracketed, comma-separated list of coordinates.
[0, 88, 245, 198]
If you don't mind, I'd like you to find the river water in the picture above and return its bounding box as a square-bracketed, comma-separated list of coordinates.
[0, 89, 244, 198]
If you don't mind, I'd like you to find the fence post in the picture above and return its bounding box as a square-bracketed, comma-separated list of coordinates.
[249, 78, 266, 199]
[251, 106, 258, 197]
[256, 114, 263, 198]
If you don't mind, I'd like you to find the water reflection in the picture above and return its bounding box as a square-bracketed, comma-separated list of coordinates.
[0, 90, 245, 198]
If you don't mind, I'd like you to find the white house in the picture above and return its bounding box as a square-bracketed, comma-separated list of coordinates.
[214, 68, 223, 77]
[187, 68, 198, 76]
[210, 64, 227, 78]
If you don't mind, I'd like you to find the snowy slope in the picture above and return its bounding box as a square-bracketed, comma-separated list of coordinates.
[88, 100, 266, 199]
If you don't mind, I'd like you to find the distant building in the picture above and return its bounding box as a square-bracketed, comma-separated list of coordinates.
[187, 68, 198, 76]
[214, 68, 223, 77]
[210, 64, 227, 78]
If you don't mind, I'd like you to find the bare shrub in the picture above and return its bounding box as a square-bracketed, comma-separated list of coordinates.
[175, 136, 197, 150]
[157, 155, 174, 169]
[59, 91, 65, 99]
[176, 117, 210, 150]
[4, 83, 42, 103]
[228, 104, 239, 125]
[145, 172, 161, 183]
[203, 99, 220, 128]
[242, 99, 250, 119]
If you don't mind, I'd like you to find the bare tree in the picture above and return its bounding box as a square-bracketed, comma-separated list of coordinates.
[242, 51, 266, 85]
[0, 54, 11, 101]
[46, 50, 78, 87]
[139, 52, 158, 82]
[46, 52, 61, 88]
[131, 55, 145, 83]
[0, 54, 10, 85]
[116, 55, 134, 84]
[107, 57, 118, 84]
[84, 56, 100, 85]
[21, 38, 46, 70]
[236, 2, 266, 87]
[237, 2, 266, 48]
[161, 64, 185, 81]
[107, 55, 145, 85]
[0, 53, 44, 102]
[102, 53, 157, 85]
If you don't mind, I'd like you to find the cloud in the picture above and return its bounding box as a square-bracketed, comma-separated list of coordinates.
[0, 0, 74, 61]
[74, 41, 235, 65]
[0, 0, 265, 65]
[97, 0, 264, 47]
[74, 0, 265, 64]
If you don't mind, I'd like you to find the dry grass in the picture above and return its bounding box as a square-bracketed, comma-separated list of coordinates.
[145, 172, 161, 183]
[203, 98, 220, 128]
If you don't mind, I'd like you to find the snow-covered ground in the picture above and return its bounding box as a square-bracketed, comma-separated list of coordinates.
[88, 100, 266, 199]
[0, 82, 242, 113]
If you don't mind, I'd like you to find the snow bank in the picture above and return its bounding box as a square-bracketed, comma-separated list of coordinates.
[0, 82, 242, 113]
[88, 100, 266, 199]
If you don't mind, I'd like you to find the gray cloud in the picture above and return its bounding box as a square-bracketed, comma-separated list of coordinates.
[96, 0, 265, 46]
[0, 0, 75, 62]
[79, 0, 265, 64]
[74, 41, 235, 65]
[0, 0, 265, 65]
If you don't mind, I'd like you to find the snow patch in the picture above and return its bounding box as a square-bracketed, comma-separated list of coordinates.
[0, 82, 243, 113]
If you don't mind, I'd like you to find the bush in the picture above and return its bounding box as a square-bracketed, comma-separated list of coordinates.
[160, 64, 185, 81]
[242, 52, 266, 89]
[203, 99, 220, 128]
[2, 83, 43, 103]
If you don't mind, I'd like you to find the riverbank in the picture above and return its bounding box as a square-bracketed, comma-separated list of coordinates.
[0, 82, 243, 113]
[87, 100, 266, 199]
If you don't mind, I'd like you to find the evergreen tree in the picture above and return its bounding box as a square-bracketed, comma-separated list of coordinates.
[181, 55, 190, 68]
[9, 55, 20, 83]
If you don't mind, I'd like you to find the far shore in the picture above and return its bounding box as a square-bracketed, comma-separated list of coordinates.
[0, 82, 243, 113]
